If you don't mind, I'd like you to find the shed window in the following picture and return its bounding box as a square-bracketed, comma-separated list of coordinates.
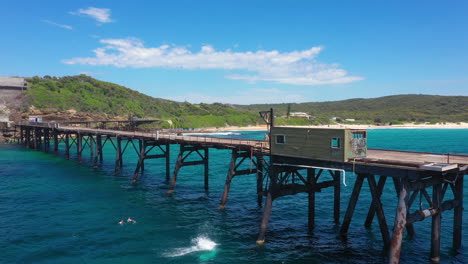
[331, 137, 340, 148]
[352, 131, 366, 139]
[276, 135, 286, 144]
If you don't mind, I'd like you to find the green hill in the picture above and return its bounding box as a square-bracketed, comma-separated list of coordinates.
[235, 95, 468, 123]
[22, 75, 259, 128]
[18, 75, 468, 128]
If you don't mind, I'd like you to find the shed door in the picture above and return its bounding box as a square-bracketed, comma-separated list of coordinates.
[350, 131, 367, 157]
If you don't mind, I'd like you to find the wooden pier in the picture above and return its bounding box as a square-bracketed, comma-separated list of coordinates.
[14, 119, 468, 264]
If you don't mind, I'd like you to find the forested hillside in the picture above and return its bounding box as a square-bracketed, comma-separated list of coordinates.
[18, 75, 468, 127]
[236, 95, 468, 123]
[23, 75, 259, 128]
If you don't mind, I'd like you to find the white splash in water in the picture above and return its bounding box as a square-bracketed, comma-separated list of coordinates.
[164, 236, 218, 257]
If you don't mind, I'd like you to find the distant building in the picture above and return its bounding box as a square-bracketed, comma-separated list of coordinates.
[289, 112, 311, 119]
[0, 76, 27, 104]
[345, 119, 356, 122]
[28, 115, 43, 123]
[0, 77, 27, 90]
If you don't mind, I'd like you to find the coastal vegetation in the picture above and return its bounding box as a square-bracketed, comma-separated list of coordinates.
[22, 75, 258, 128]
[236, 95, 468, 123]
[14, 75, 468, 127]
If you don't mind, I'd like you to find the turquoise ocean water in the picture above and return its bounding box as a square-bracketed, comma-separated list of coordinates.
[0, 129, 467, 263]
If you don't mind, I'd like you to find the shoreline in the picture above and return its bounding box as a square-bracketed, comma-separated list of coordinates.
[202, 122, 468, 132]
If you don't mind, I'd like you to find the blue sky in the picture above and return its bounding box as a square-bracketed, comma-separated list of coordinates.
[1, 0, 467, 104]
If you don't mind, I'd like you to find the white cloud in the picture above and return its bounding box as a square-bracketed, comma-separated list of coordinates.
[63, 38, 363, 85]
[42, 20, 73, 30]
[164, 88, 307, 105]
[70, 7, 113, 23]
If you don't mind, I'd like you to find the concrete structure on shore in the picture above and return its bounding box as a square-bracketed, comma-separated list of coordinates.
[0, 76, 27, 104]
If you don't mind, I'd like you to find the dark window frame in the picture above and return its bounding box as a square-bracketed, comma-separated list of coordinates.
[331, 137, 341, 148]
[276, 135, 286, 144]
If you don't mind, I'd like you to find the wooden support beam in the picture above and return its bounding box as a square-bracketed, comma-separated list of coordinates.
[393, 177, 415, 237]
[431, 179, 442, 263]
[115, 137, 122, 174]
[257, 155, 264, 207]
[168, 146, 183, 194]
[139, 140, 145, 172]
[93, 135, 102, 168]
[307, 168, 316, 232]
[25, 128, 30, 148]
[65, 133, 70, 159]
[220, 149, 237, 209]
[256, 191, 274, 245]
[19, 126, 23, 144]
[43, 129, 49, 152]
[33, 128, 38, 150]
[340, 173, 365, 235]
[453, 174, 464, 252]
[165, 144, 170, 181]
[367, 175, 391, 248]
[132, 139, 146, 184]
[406, 199, 458, 225]
[77, 133, 82, 163]
[89, 135, 95, 157]
[53, 130, 59, 154]
[389, 179, 409, 264]
[365, 175, 387, 227]
[333, 170, 341, 224]
[204, 148, 209, 190]
[181, 160, 206, 166]
[97, 135, 103, 162]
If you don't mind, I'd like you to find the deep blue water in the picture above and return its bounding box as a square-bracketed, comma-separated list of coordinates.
[0, 129, 467, 263]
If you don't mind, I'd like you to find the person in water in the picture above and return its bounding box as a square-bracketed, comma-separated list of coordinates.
[119, 220, 124, 225]
[127, 217, 137, 224]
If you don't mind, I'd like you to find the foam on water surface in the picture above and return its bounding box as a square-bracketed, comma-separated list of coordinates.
[164, 235, 218, 258]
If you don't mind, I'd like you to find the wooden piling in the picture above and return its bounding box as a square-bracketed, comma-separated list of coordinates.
[25, 128, 30, 148]
[168, 146, 183, 194]
[453, 174, 463, 251]
[220, 150, 237, 208]
[19, 126, 24, 144]
[204, 148, 209, 190]
[77, 133, 82, 163]
[333, 170, 341, 224]
[115, 137, 122, 173]
[165, 144, 170, 181]
[431, 180, 442, 263]
[367, 175, 390, 247]
[257, 155, 264, 206]
[340, 174, 365, 235]
[307, 168, 316, 232]
[43, 128, 49, 152]
[132, 140, 146, 183]
[389, 180, 409, 264]
[53, 130, 58, 154]
[90, 135, 95, 157]
[257, 191, 274, 245]
[33, 128, 38, 150]
[97, 134, 103, 162]
[65, 133, 70, 159]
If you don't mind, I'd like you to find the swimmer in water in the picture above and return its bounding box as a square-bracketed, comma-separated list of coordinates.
[127, 217, 137, 224]
[119, 220, 124, 225]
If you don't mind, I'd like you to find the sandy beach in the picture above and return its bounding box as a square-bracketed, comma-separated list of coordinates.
[203, 122, 468, 132]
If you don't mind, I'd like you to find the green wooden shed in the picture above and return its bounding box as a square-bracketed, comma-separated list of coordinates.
[270, 127, 367, 162]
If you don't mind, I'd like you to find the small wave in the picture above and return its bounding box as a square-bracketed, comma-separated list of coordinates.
[164, 236, 217, 257]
